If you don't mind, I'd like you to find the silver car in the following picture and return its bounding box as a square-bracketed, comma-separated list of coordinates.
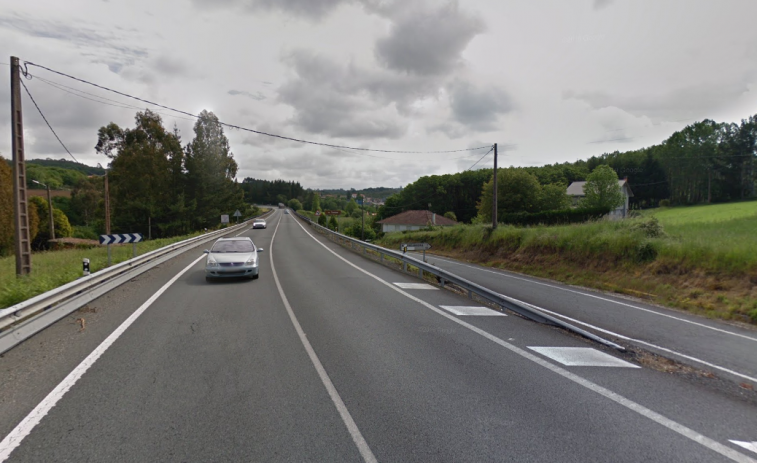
[204, 237, 263, 281]
[252, 219, 266, 229]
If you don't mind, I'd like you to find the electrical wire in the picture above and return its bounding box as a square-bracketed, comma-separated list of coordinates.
[463, 145, 494, 171]
[22, 61, 493, 155]
[19, 79, 78, 163]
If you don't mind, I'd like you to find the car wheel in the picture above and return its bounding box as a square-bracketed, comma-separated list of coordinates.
[205, 276, 212, 282]
[252, 274, 259, 280]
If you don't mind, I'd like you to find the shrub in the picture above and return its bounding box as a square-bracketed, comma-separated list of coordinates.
[328, 216, 338, 231]
[443, 211, 457, 221]
[630, 217, 665, 238]
[318, 214, 328, 226]
[499, 207, 611, 226]
[659, 199, 671, 208]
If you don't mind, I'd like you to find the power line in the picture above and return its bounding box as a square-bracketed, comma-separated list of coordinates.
[22, 61, 492, 155]
[34, 75, 198, 123]
[464, 145, 494, 171]
[19, 79, 78, 163]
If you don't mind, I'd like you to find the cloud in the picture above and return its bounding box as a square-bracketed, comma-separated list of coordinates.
[448, 80, 514, 131]
[276, 50, 418, 139]
[593, 0, 614, 10]
[0, 13, 149, 71]
[228, 89, 267, 101]
[563, 80, 751, 120]
[190, 0, 350, 20]
[374, 1, 485, 76]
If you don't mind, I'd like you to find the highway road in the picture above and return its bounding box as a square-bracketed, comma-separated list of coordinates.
[1, 208, 756, 462]
[409, 251, 757, 387]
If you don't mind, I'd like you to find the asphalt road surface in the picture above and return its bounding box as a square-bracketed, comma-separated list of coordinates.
[1, 209, 756, 462]
[407, 250, 757, 387]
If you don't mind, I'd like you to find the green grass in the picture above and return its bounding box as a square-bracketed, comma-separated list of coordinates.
[645, 200, 757, 226]
[0, 232, 206, 310]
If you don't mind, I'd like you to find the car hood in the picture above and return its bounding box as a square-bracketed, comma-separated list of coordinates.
[208, 252, 256, 263]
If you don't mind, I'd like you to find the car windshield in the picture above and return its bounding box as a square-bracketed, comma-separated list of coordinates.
[211, 240, 254, 253]
[254, 220, 264, 223]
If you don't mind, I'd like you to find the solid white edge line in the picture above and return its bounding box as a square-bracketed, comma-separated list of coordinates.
[503, 295, 757, 384]
[422, 254, 757, 343]
[270, 214, 377, 463]
[292, 216, 757, 463]
[0, 253, 208, 462]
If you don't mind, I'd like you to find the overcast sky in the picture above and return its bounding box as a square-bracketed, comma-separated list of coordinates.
[1, 0, 756, 189]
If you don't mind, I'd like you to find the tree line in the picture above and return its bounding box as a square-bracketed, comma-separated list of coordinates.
[376, 115, 757, 223]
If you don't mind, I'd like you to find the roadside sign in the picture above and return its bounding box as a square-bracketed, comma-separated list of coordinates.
[401, 243, 431, 251]
[315, 210, 321, 216]
[356, 199, 363, 206]
[324, 210, 342, 216]
[233, 210, 242, 217]
[99, 233, 143, 245]
[221, 214, 229, 224]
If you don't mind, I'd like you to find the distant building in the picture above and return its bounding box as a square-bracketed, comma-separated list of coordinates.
[566, 178, 634, 219]
[376, 210, 457, 233]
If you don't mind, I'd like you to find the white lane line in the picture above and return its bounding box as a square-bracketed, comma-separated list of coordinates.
[439, 306, 507, 317]
[293, 219, 757, 463]
[393, 282, 438, 290]
[505, 295, 757, 385]
[528, 347, 640, 368]
[730, 441, 757, 455]
[0, 253, 207, 462]
[423, 254, 757, 342]
[269, 216, 377, 463]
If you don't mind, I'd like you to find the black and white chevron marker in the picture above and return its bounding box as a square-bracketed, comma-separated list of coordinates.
[99, 233, 143, 245]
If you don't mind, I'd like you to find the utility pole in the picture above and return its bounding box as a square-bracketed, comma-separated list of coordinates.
[361, 194, 365, 241]
[492, 143, 498, 230]
[11, 56, 32, 276]
[104, 171, 111, 234]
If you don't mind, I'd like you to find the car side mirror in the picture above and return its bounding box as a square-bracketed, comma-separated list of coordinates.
[257, 248, 264, 252]
[203, 249, 210, 254]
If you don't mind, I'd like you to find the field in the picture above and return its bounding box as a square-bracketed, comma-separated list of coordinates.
[0, 232, 206, 310]
[377, 200, 757, 323]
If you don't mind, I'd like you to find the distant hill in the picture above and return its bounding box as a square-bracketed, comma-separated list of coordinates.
[3, 158, 105, 190]
[317, 187, 402, 199]
[26, 158, 106, 176]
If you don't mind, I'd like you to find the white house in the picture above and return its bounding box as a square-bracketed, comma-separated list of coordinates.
[376, 210, 457, 233]
[566, 179, 634, 219]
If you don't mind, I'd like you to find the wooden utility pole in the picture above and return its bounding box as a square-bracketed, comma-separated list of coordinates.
[492, 143, 498, 230]
[104, 171, 111, 234]
[11, 56, 32, 276]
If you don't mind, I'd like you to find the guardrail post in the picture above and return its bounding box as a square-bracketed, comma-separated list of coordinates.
[132, 242, 137, 258]
[107, 244, 112, 267]
[363, 246, 366, 255]
[440, 277, 445, 288]
[468, 289, 473, 299]
[380, 253, 384, 263]
[403, 261, 407, 273]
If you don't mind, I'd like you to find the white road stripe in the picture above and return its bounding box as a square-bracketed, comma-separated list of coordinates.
[504, 295, 757, 385]
[730, 441, 757, 455]
[528, 347, 640, 368]
[0, 253, 207, 462]
[292, 218, 757, 463]
[393, 282, 438, 290]
[439, 306, 507, 316]
[270, 215, 377, 463]
[423, 254, 757, 342]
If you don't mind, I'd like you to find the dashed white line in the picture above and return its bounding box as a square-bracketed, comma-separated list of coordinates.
[503, 295, 757, 385]
[730, 441, 757, 455]
[393, 282, 438, 290]
[423, 254, 757, 342]
[270, 215, 377, 463]
[439, 306, 507, 316]
[292, 218, 756, 463]
[528, 347, 640, 368]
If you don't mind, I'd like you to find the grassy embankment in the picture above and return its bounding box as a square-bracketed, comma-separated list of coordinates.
[0, 208, 271, 310]
[376, 201, 757, 324]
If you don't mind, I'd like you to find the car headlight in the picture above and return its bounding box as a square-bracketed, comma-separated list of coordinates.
[207, 258, 218, 267]
[246, 257, 257, 266]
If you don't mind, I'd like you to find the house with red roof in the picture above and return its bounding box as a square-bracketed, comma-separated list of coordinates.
[376, 210, 457, 233]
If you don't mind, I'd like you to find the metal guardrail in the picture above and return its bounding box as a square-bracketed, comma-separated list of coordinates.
[293, 210, 625, 351]
[0, 209, 274, 354]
